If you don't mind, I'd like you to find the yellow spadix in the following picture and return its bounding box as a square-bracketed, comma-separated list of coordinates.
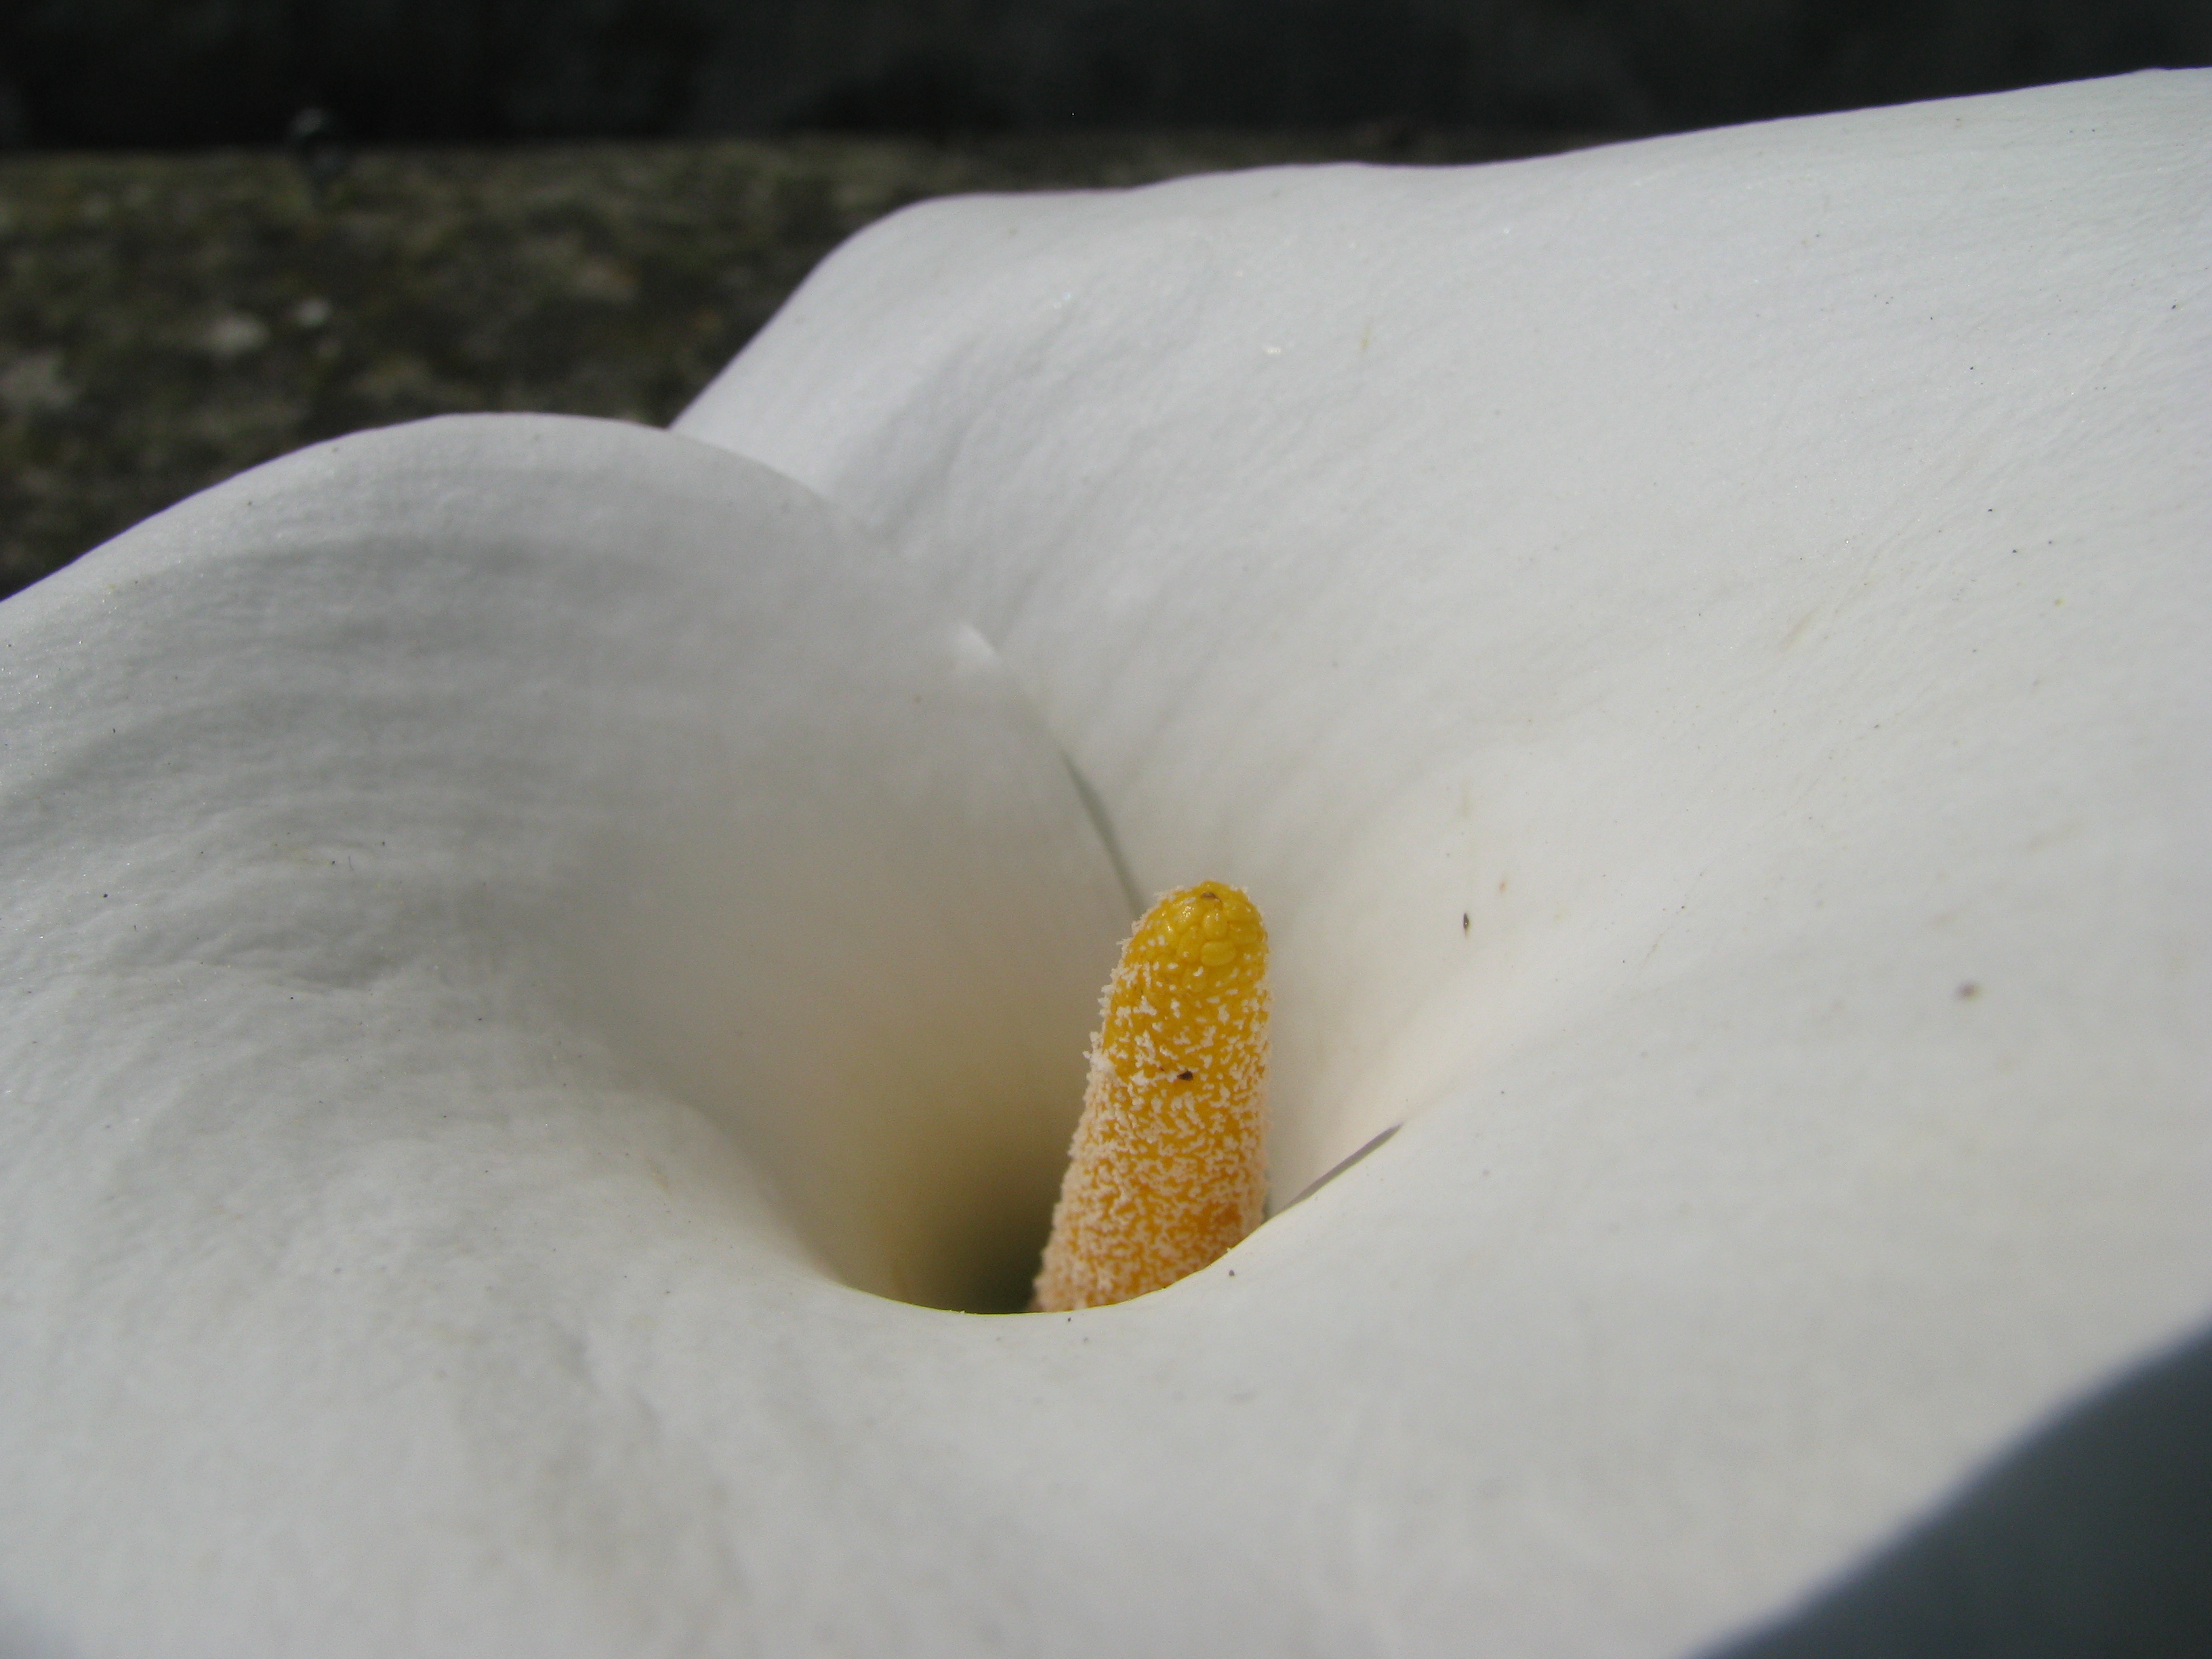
[1033, 882, 1269, 1311]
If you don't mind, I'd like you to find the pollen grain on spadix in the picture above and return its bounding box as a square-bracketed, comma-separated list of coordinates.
[1033, 882, 1269, 1312]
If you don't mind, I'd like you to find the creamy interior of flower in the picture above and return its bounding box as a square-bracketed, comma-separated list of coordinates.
[478, 437, 1147, 1314]
[565, 626, 1138, 1313]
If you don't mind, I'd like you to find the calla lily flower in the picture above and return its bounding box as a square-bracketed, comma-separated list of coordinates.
[3, 70, 2207, 1656]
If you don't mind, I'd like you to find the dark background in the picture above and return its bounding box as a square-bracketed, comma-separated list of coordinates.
[2, 0, 2205, 150]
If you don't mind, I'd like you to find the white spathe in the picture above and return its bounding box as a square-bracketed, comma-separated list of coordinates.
[3, 69, 2208, 1659]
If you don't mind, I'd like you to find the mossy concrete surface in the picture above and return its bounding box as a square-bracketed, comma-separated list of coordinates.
[0, 129, 1601, 600]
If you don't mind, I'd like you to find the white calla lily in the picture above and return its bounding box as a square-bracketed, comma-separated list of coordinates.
[4, 70, 2208, 1658]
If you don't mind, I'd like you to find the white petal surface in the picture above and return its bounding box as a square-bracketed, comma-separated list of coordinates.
[0, 415, 1134, 1654]
[3, 72, 2207, 1659]
[684, 70, 2209, 1650]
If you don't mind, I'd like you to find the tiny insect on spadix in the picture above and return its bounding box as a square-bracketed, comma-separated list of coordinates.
[1033, 882, 1269, 1311]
